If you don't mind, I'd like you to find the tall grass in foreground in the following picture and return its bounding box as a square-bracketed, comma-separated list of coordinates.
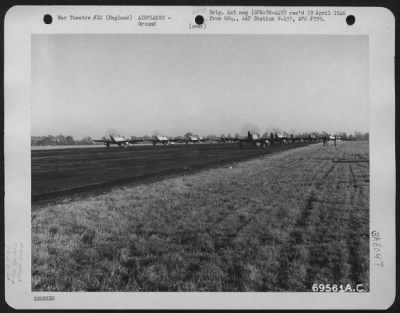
[32, 142, 369, 291]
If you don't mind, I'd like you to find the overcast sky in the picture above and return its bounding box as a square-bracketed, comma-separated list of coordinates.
[32, 34, 368, 139]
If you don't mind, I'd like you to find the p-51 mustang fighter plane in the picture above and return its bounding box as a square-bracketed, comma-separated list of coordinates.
[232, 131, 294, 147]
[218, 135, 239, 143]
[93, 134, 175, 148]
[93, 134, 131, 148]
[267, 132, 290, 144]
[149, 135, 174, 146]
[235, 131, 271, 148]
[291, 134, 318, 143]
[127, 135, 174, 146]
[173, 135, 208, 144]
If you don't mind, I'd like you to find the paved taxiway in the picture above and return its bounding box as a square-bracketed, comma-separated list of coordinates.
[32, 142, 311, 200]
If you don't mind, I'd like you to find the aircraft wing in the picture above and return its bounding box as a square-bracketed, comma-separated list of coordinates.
[199, 137, 218, 142]
[128, 138, 153, 144]
[170, 137, 186, 143]
[235, 137, 251, 142]
[252, 138, 271, 144]
[93, 139, 112, 144]
[215, 136, 239, 142]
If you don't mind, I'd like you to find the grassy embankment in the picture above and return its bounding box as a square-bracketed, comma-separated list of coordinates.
[32, 141, 369, 291]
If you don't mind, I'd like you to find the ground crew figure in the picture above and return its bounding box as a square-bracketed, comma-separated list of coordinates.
[322, 136, 327, 146]
[334, 135, 337, 146]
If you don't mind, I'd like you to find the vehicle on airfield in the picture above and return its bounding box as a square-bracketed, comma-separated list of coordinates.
[329, 135, 341, 141]
[328, 134, 341, 144]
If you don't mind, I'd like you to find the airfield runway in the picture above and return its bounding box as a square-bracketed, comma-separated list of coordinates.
[32, 142, 311, 200]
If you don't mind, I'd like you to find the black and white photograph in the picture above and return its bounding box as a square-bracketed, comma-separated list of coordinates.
[31, 33, 370, 292]
[4, 5, 395, 310]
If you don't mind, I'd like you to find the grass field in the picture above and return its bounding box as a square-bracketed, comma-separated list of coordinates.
[32, 141, 369, 291]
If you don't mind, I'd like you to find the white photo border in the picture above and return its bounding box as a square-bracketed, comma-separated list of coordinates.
[4, 5, 395, 309]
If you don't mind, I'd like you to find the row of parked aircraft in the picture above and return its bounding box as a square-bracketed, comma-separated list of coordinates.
[93, 131, 340, 148]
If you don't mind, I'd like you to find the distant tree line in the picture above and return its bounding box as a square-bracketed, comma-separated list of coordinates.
[326, 131, 369, 141]
[342, 131, 369, 141]
[31, 131, 369, 146]
[31, 135, 94, 146]
[259, 130, 369, 141]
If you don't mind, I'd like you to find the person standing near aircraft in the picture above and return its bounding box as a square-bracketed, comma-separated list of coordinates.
[322, 136, 328, 146]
